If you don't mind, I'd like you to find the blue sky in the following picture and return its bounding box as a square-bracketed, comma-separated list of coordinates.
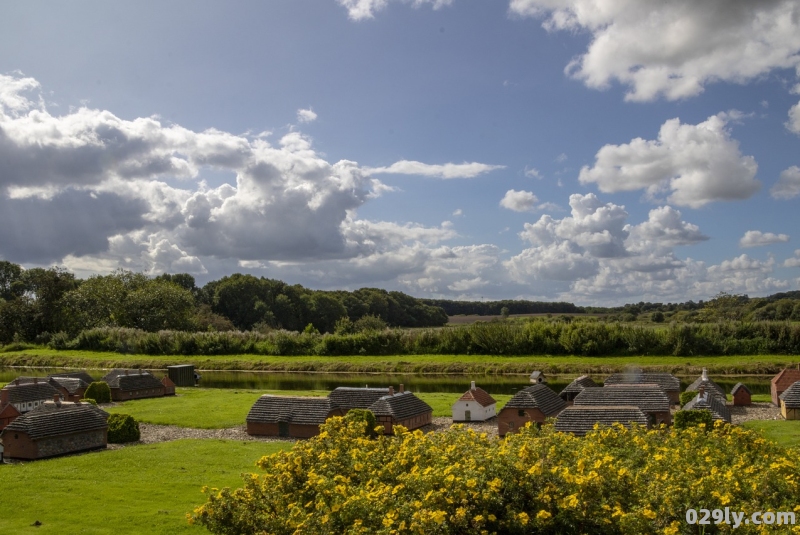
[1, 0, 800, 305]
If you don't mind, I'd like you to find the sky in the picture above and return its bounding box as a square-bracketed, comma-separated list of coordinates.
[1, 0, 800, 306]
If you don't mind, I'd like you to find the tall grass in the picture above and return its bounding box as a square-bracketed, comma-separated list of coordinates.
[50, 320, 800, 357]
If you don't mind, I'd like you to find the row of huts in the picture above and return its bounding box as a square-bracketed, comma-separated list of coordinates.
[0, 369, 179, 461]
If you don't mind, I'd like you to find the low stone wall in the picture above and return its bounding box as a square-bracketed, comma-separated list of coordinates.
[36, 429, 107, 459]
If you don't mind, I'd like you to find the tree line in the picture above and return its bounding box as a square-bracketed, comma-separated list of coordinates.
[0, 261, 447, 345]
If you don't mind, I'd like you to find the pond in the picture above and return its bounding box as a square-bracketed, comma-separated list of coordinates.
[0, 367, 776, 395]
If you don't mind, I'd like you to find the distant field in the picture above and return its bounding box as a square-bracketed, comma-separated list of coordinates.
[105, 387, 515, 427]
[446, 313, 606, 325]
[0, 439, 291, 535]
[2, 348, 799, 375]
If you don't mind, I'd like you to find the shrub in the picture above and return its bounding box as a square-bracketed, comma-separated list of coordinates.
[82, 398, 98, 406]
[679, 391, 696, 407]
[107, 413, 140, 443]
[191, 419, 800, 535]
[84, 382, 112, 404]
[343, 409, 378, 437]
[674, 409, 714, 430]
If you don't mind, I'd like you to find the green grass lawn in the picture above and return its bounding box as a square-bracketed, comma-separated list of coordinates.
[0, 439, 291, 535]
[742, 420, 800, 448]
[3, 348, 799, 374]
[105, 387, 515, 426]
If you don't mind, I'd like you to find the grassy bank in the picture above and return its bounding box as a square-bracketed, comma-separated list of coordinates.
[0, 439, 291, 535]
[104, 387, 515, 426]
[1, 348, 799, 375]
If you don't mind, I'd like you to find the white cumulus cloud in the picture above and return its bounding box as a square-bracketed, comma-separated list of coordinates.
[366, 160, 505, 179]
[337, 0, 453, 21]
[771, 166, 800, 199]
[788, 101, 800, 134]
[509, 0, 800, 102]
[297, 108, 318, 123]
[579, 114, 760, 208]
[500, 189, 539, 212]
[739, 230, 790, 248]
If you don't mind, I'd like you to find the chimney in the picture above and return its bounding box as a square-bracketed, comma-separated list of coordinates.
[0, 388, 8, 405]
[701, 368, 708, 381]
[34, 378, 38, 384]
[53, 394, 61, 407]
[399, 384, 404, 393]
[471, 381, 476, 391]
[388, 386, 394, 396]
[125, 370, 129, 375]
[698, 386, 705, 399]
[14, 379, 19, 386]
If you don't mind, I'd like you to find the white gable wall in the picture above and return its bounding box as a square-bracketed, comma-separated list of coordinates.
[452, 400, 496, 422]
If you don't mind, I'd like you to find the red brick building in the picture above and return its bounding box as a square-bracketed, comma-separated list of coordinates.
[1, 379, 62, 414]
[497, 384, 566, 437]
[368, 387, 433, 434]
[0, 392, 21, 431]
[161, 376, 176, 396]
[0, 400, 108, 460]
[731, 383, 751, 406]
[101, 370, 166, 401]
[246, 395, 345, 438]
[771, 368, 800, 405]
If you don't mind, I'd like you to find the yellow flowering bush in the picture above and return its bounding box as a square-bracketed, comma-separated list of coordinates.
[190, 419, 800, 534]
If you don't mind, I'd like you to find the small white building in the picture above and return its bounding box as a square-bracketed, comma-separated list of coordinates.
[452, 381, 497, 422]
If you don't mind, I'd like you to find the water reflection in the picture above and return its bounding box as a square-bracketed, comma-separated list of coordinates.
[0, 366, 776, 395]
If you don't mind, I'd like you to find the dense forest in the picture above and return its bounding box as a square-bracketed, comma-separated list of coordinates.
[420, 299, 580, 316]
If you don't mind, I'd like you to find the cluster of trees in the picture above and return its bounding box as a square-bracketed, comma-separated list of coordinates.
[0, 262, 447, 345]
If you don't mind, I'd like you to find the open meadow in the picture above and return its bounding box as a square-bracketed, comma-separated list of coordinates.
[0, 439, 291, 535]
[2, 348, 800, 375]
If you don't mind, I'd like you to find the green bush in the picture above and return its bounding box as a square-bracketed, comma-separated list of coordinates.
[343, 409, 378, 437]
[674, 409, 714, 430]
[107, 413, 140, 443]
[679, 391, 696, 407]
[84, 381, 112, 404]
[82, 398, 98, 406]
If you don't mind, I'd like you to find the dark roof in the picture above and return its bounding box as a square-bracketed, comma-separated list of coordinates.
[48, 377, 88, 394]
[683, 392, 731, 423]
[457, 386, 496, 407]
[369, 392, 433, 420]
[686, 378, 726, 399]
[560, 375, 599, 396]
[49, 371, 95, 385]
[603, 372, 680, 392]
[780, 381, 800, 408]
[1, 381, 61, 404]
[731, 383, 751, 396]
[555, 405, 649, 436]
[574, 385, 670, 413]
[328, 387, 391, 411]
[503, 384, 566, 416]
[101, 370, 163, 391]
[247, 395, 341, 425]
[1, 403, 108, 440]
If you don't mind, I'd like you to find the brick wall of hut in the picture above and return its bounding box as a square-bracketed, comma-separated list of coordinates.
[110, 386, 165, 401]
[497, 407, 546, 437]
[378, 412, 432, 435]
[733, 390, 751, 406]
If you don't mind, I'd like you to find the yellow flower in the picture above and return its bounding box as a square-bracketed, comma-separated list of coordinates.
[536, 510, 551, 521]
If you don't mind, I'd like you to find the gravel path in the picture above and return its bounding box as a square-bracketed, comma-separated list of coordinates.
[105, 402, 781, 449]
